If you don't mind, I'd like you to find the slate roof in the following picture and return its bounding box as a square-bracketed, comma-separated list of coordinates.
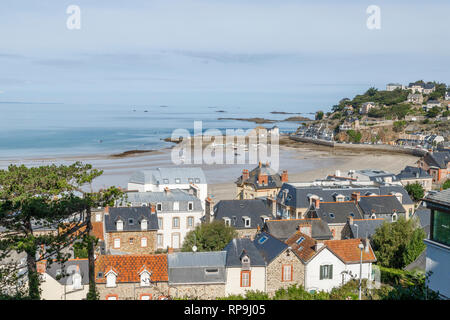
[358, 195, 406, 216]
[235, 163, 283, 190]
[253, 232, 288, 264]
[129, 167, 206, 185]
[348, 219, 385, 239]
[309, 202, 363, 224]
[396, 166, 432, 180]
[424, 188, 450, 206]
[123, 189, 203, 211]
[95, 254, 168, 283]
[324, 239, 377, 264]
[214, 199, 272, 230]
[278, 183, 413, 209]
[168, 251, 226, 284]
[423, 151, 450, 169]
[285, 231, 320, 263]
[262, 218, 333, 241]
[46, 259, 89, 285]
[104, 207, 159, 233]
[223, 238, 266, 267]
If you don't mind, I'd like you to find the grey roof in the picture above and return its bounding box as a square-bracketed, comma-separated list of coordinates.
[122, 189, 202, 211]
[253, 232, 288, 264]
[310, 202, 363, 224]
[168, 251, 226, 284]
[396, 166, 432, 180]
[214, 199, 272, 230]
[358, 196, 405, 216]
[235, 163, 283, 190]
[423, 151, 450, 169]
[263, 219, 333, 241]
[413, 208, 431, 237]
[424, 188, 450, 206]
[278, 183, 413, 209]
[223, 238, 266, 267]
[105, 207, 159, 233]
[129, 167, 206, 185]
[348, 219, 385, 239]
[356, 169, 398, 182]
[46, 259, 89, 285]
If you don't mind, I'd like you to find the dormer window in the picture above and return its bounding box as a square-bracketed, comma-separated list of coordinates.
[116, 220, 123, 231]
[188, 202, 194, 211]
[195, 178, 200, 183]
[261, 215, 269, 224]
[173, 202, 179, 211]
[188, 178, 194, 183]
[128, 218, 135, 225]
[175, 178, 181, 184]
[223, 217, 231, 226]
[106, 270, 117, 288]
[243, 216, 251, 228]
[140, 270, 151, 287]
[392, 213, 398, 222]
[72, 272, 82, 291]
[141, 219, 148, 231]
[371, 213, 377, 219]
[241, 254, 250, 270]
[157, 203, 162, 211]
[163, 179, 169, 184]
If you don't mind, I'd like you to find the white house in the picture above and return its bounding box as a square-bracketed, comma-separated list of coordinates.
[120, 189, 204, 250]
[128, 167, 208, 209]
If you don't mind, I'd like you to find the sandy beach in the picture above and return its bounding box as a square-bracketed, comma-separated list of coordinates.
[0, 138, 420, 201]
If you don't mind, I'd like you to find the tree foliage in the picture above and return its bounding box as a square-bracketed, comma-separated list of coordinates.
[347, 130, 362, 143]
[442, 179, 450, 190]
[182, 220, 237, 252]
[404, 182, 425, 201]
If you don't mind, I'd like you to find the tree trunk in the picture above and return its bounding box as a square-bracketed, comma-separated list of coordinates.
[86, 206, 97, 300]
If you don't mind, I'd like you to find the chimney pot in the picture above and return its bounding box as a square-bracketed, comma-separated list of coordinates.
[351, 192, 361, 203]
[281, 170, 288, 182]
[104, 206, 109, 214]
[313, 198, 320, 209]
[348, 215, 354, 225]
[151, 204, 156, 214]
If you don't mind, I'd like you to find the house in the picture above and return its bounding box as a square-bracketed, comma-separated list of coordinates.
[445, 91, 450, 101]
[235, 162, 288, 200]
[359, 102, 376, 115]
[95, 254, 169, 300]
[253, 231, 304, 296]
[262, 218, 333, 241]
[104, 206, 159, 254]
[167, 251, 227, 299]
[343, 217, 385, 240]
[407, 93, 424, 105]
[408, 82, 435, 94]
[423, 83, 436, 95]
[422, 189, 450, 299]
[417, 151, 450, 183]
[351, 169, 399, 185]
[396, 166, 433, 191]
[206, 198, 273, 239]
[426, 100, 441, 108]
[357, 194, 407, 221]
[386, 83, 403, 91]
[286, 232, 376, 293]
[223, 238, 266, 296]
[276, 183, 414, 220]
[40, 259, 89, 300]
[119, 189, 203, 251]
[127, 167, 207, 208]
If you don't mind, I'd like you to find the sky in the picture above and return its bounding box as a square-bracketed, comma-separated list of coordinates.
[0, 0, 449, 111]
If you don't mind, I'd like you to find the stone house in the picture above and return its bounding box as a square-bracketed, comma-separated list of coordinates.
[417, 151, 450, 184]
[223, 238, 266, 296]
[235, 162, 288, 200]
[104, 206, 159, 254]
[407, 93, 423, 105]
[396, 166, 433, 191]
[359, 102, 376, 115]
[167, 251, 227, 299]
[262, 218, 333, 242]
[206, 198, 273, 240]
[95, 254, 169, 300]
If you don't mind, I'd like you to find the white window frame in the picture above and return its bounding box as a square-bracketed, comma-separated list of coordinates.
[157, 234, 163, 247]
[113, 238, 120, 249]
[106, 273, 117, 288]
[141, 219, 148, 231]
[157, 203, 162, 211]
[140, 271, 151, 287]
[173, 201, 179, 211]
[188, 201, 194, 211]
[116, 220, 123, 231]
[141, 237, 148, 248]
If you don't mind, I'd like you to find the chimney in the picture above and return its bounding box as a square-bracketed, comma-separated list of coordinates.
[313, 198, 320, 209]
[363, 238, 370, 253]
[271, 198, 277, 218]
[150, 203, 156, 214]
[299, 223, 312, 237]
[351, 192, 361, 203]
[164, 187, 170, 194]
[242, 169, 249, 181]
[167, 247, 173, 254]
[314, 242, 324, 252]
[348, 215, 354, 226]
[205, 196, 215, 223]
[104, 206, 109, 214]
[258, 161, 262, 168]
[281, 170, 288, 182]
[258, 173, 268, 185]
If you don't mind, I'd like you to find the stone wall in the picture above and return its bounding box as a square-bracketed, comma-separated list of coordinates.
[97, 281, 169, 300]
[266, 250, 305, 297]
[106, 230, 157, 254]
[236, 228, 258, 240]
[169, 283, 226, 300]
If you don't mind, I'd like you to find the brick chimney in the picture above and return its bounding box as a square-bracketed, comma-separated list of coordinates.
[242, 169, 249, 181]
[348, 215, 354, 225]
[150, 203, 156, 214]
[258, 173, 268, 185]
[313, 198, 320, 209]
[351, 192, 361, 203]
[299, 223, 312, 237]
[164, 187, 170, 194]
[205, 196, 215, 223]
[258, 161, 262, 168]
[281, 170, 288, 182]
[363, 238, 370, 253]
[104, 206, 109, 214]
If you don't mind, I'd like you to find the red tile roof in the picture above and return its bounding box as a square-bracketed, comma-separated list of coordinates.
[324, 239, 376, 264]
[285, 231, 320, 263]
[91, 222, 104, 241]
[95, 254, 168, 283]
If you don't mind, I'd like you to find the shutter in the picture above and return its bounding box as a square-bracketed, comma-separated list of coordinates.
[329, 265, 333, 279]
[320, 265, 324, 280]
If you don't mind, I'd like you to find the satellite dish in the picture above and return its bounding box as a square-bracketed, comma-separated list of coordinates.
[192, 245, 197, 252]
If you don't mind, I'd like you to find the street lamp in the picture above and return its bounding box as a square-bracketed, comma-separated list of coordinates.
[358, 243, 364, 300]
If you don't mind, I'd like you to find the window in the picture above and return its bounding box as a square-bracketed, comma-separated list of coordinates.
[243, 217, 251, 228]
[157, 234, 163, 247]
[141, 237, 147, 247]
[258, 235, 268, 244]
[195, 178, 200, 183]
[173, 201, 179, 211]
[72, 272, 82, 290]
[371, 214, 377, 219]
[158, 217, 163, 229]
[282, 265, 293, 282]
[188, 178, 194, 183]
[106, 294, 118, 300]
[175, 178, 181, 184]
[116, 220, 123, 231]
[329, 213, 335, 219]
[188, 202, 194, 211]
[172, 217, 180, 229]
[187, 216, 194, 228]
[141, 219, 148, 230]
[140, 272, 151, 287]
[223, 218, 231, 226]
[95, 213, 101, 222]
[113, 238, 120, 249]
[140, 294, 152, 300]
[129, 237, 134, 245]
[163, 179, 169, 184]
[106, 273, 117, 287]
[172, 233, 180, 249]
[432, 210, 450, 246]
[157, 203, 162, 211]
[128, 218, 134, 225]
[240, 271, 251, 287]
[320, 265, 333, 280]
[392, 213, 398, 222]
[205, 268, 219, 275]
[296, 237, 305, 245]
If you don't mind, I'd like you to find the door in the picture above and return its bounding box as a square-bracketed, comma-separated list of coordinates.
[172, 233, 180, 249]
